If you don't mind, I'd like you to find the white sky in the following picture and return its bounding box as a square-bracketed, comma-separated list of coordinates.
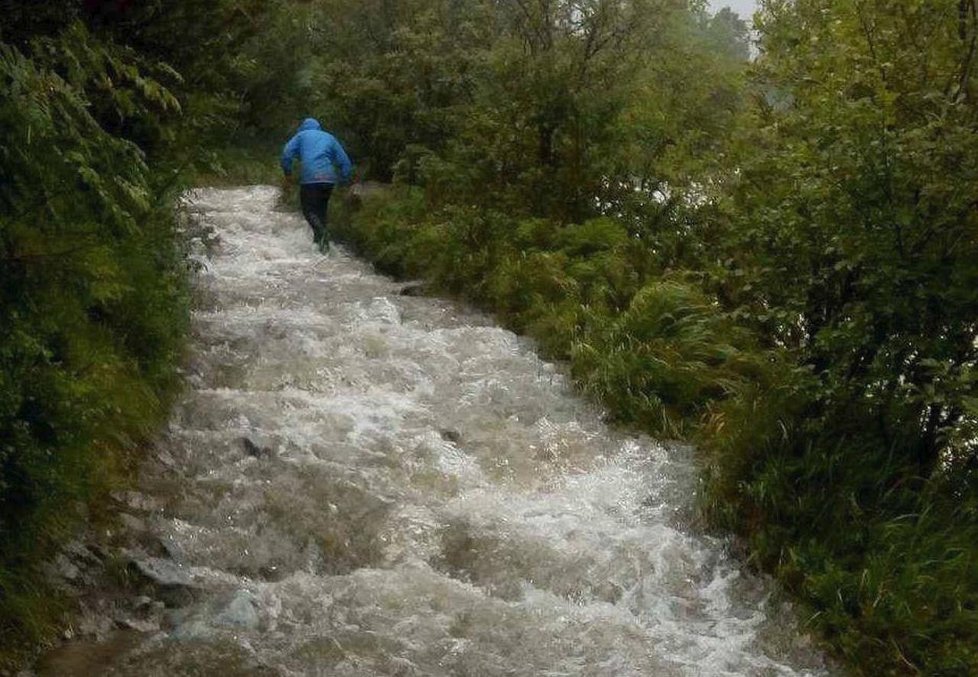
[708, 0, 758, 21]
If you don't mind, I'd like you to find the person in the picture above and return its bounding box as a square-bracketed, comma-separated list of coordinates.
[280, 117, 353, 253]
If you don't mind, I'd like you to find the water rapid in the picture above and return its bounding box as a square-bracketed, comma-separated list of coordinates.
[46, 187, 831, 676]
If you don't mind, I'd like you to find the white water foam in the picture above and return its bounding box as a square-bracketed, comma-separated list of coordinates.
[58, 186, 831, 676]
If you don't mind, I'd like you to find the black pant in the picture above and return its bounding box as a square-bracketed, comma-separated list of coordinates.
[299, 183, 334, 245]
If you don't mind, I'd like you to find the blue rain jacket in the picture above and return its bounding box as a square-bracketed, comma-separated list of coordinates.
[280, 118, 353, 185]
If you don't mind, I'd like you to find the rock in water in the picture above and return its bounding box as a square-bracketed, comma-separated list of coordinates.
[440, 429, 462, 444]
[213, 590, 259, 630]
[400, 282, 428, 297]
[129, 557, 195, 588]
[241, 436, 273, 459]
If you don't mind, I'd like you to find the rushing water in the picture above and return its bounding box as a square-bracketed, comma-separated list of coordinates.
[44, 187, 832, 676]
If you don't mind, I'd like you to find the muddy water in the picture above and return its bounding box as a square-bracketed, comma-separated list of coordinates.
[50, 187, 831, 675]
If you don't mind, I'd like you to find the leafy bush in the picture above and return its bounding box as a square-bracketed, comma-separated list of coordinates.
[694, 2, 978, 672]
[0, 28, 189, 663]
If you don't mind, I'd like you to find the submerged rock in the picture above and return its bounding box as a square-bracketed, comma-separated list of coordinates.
[129, 557, 195, 588]
[440, 429, 462, 444]
[213, 590, 259, 630]
[241, 436, 274, 459]
[127, 556, 198, 608]
[400, 283, 428, 297]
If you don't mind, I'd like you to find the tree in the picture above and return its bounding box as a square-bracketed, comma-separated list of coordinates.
[727, 0, 978, 476]
[700, 2, 978, 670]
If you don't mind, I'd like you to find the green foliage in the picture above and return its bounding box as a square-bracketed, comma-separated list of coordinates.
[299, 0, 493, 180]
[0, 12, 205, 664]
[197, 143, 285, 187]
[573, 280, 766, 437]
[294, 0, 749, 220]
[694, 1, 978, 673]
[727, 1, 978, 467]
[0, 0, 285, 666]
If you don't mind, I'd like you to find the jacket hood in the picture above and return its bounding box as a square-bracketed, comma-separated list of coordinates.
[298, 118, 322, 132]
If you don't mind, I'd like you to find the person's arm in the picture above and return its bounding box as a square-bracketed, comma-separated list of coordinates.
[330, 137, 353, 184]
[280, 134, 300, 176]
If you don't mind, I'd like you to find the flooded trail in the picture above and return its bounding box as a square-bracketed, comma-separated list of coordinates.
[47, 187, 831, 676]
